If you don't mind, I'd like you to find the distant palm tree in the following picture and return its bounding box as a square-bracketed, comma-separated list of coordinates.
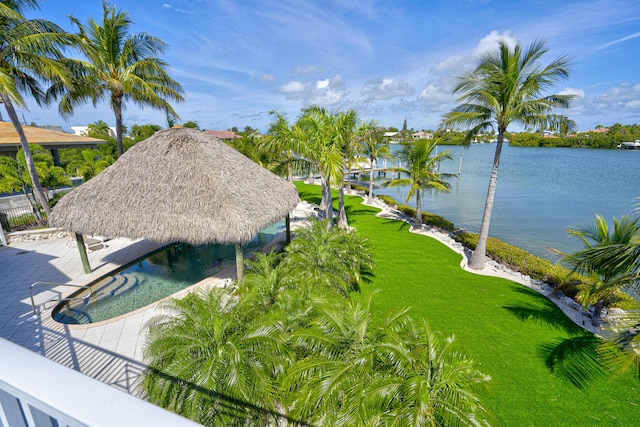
[383, 139, 452, 228]
[266, 110, 311, 181]
[0, 0, 72, 218]
[87, 119, 111, 136]
[298, 106, 340, 222]
[333, 109, 358, 229]
[443, 39, 573, 269]
[52, 1, 184, 157]
[358, 121, 388, 204]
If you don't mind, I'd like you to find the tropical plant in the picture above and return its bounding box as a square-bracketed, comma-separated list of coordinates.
[563, 214, 640, 326]
[0, 0, 73, 219]
[182, 120, 199, 129]
[383, 139, 452, 228]
[282, 293, 491, 426]
[75, 149, 113, 181]
[266, 110, 311, 181]
[51, 1, 184, 157]
[332, 109, 359, 229]
[442, 39, 573, 269]
[281, 219, 375, 296]
[144, 289, 287, 426]
[0, 145, 69, 224]
[87, 119, 111, 136]
[299, 106, 343, 223]
[358, 121, 388, 204]
[129, 123, 162, 141]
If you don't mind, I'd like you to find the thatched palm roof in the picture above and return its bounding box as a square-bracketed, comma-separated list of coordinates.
[50, 127, 299, 245]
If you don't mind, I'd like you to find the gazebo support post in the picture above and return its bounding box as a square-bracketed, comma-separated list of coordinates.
[286, 213, 291, 244]
[235, 243, 244, 281]
[75, 233, 92, 274]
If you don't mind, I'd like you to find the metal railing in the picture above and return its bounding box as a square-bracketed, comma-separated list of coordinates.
[0, 338, 202, 427]
[29, 282, 93, 315]
[0, 205, 44, 232]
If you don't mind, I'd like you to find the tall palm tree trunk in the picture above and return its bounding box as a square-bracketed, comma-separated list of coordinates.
[415, 189, 423, 228]
[325, 179, 334, 223]
[368, 159, 375, 204]
[337, 185, 348, 229]
[469, 133, 504, 270]
[114, 95, 124, 157]
[319, 174, 327, 212]
[1, 95, 51, 219]
[592, 300, 604, 327]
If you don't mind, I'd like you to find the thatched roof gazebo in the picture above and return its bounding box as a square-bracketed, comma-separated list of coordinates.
[50, 127, 300, 278]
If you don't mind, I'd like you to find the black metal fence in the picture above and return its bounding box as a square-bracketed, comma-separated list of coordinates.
[0, 205, 45, 232]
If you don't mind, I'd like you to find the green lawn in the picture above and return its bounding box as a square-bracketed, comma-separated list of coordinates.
[296, 181, 639, 426]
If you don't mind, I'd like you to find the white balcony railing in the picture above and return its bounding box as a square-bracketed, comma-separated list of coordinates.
[0, 337, 201, 427]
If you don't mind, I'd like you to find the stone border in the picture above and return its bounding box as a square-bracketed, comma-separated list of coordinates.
[6, 227, 68, 244]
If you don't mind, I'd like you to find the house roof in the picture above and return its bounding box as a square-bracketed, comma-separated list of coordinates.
[0, 121, 105, 153]
[204, 130, 239, 140]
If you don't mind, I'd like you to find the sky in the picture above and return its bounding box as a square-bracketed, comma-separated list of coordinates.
[17, 0, 640, 133]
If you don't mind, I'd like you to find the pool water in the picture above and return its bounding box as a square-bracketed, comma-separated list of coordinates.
[53, 221, 285, 324]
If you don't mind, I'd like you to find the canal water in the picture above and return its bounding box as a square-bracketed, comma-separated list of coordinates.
[372, 144, 640, 260]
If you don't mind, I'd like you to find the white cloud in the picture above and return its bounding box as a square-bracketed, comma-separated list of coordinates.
[360, 77, 415, 100]
[472, 30, 517, 56]
[278, 74, 347, 105]
[161, 3, 189, 14]
[598, 32, 640, 50]
[593, 82, 640, 110]
[418, 80, 455, 108]
[559, 87, 585, 98]
[431, 31, 518, 74]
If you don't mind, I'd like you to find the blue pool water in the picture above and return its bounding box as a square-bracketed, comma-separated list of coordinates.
[53, 221, 285, 325]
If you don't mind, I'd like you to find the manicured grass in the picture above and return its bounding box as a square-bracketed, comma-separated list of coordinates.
[296, 182, 639, 426]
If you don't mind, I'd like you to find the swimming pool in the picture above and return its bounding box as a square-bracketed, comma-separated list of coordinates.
[53, 221, 285, 325]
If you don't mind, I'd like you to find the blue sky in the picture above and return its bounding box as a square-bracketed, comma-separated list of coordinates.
[19, 0, 640, 133]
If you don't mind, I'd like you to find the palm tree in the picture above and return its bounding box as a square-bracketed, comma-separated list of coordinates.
[282, 293, 491, 426]
[383, 139, 452, 228]
[299, 106, 342, 222]
[144, 289, 287, 426]
[0, 0, 72, 219]
[443, 39, 573, 269]
[358, 121, 388, 204]
[87, 119, 111, 136]
[563, 214, 640, 327]
[333, 109, 358, 229]
[53, 1, 184, 157]
[280, 219, 375, 296]
[266, 110, 311, 181]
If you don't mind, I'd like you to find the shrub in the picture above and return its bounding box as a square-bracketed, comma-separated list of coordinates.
[349, 183, 368, 193]
[376, 195, 398, 206]
[396, 204, 455, 232]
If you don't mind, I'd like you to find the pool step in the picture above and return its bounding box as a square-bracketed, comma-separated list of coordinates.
[94, 274, 142, 298]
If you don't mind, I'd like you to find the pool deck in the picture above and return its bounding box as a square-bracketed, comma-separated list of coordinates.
[0, 235, 169, 397]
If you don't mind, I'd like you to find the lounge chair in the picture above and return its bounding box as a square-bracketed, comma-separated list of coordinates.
[66, 232, 109, 251]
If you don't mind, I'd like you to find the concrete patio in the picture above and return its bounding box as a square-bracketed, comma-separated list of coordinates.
[0, 233, 166, 397]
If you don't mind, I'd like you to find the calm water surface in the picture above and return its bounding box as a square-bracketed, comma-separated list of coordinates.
[374, 144, 640, 260]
